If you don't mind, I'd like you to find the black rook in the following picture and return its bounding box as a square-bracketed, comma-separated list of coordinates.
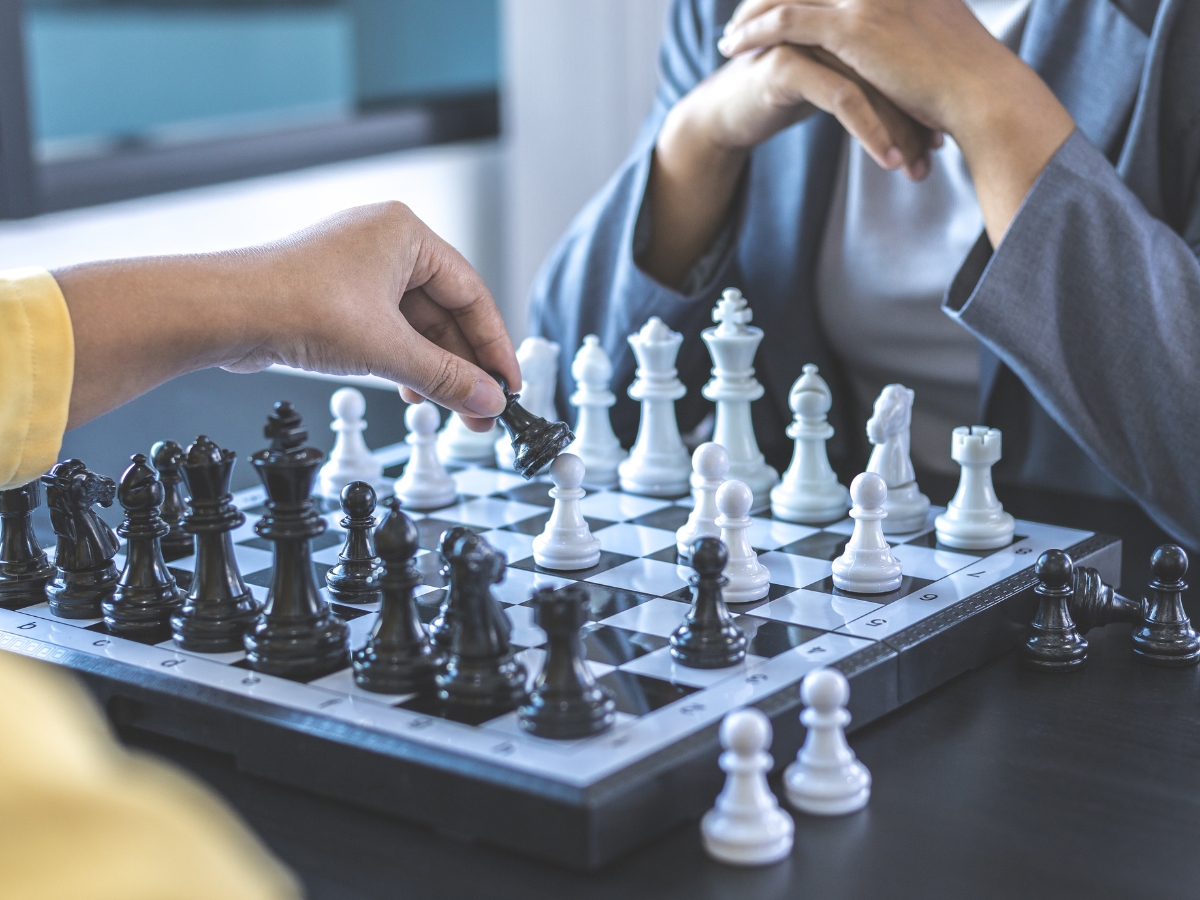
[0, 481, 55, 609]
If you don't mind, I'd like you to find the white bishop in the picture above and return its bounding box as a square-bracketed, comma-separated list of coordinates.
[770, 365, 850, 524]
[566, 335, 626, 488]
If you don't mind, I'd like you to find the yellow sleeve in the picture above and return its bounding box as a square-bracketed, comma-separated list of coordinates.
[0, 651, 302, 900]
[0, 268, 74, 491]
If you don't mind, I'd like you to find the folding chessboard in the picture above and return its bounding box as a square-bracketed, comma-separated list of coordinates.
[0, 441, 1120, 870]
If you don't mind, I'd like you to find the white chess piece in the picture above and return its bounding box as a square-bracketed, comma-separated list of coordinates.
[532, 453, 601, 571]
[318, 387, 387, 502]
[935, 426, 1015, 550]
[770, 365, 850, 524]
[865, 384, 930, 533]
[832, 472, 903, 594]
[497, 337, 561, 470]
[567, 335, 627, 488]
[617, 318, 692, 497]
[701, 288, 779, 506]
[394, 400, 458, 510]
[701, 708, 795, 866]
[716, 480, 770, 604]
[437, 413, 500, 466]
[784, 669, 871, 815]
[676, 442, 729, 557]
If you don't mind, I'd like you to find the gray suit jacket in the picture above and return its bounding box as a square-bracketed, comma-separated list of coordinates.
[529, 0, 1200, 547]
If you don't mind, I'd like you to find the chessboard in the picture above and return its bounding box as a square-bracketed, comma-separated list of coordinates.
[0, 441, 1119, 870]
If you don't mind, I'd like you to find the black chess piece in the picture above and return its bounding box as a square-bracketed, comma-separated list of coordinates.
[325, 481, 384, 604]
[0, 481, 55, 609]
[170, 436, 260, 652]
[353, 497, 443, 693]
[493, 376, 574, 479]
[244, 402, 349, 680]
[103, 454, 185, 639]
[41, 459, 120, 618]
[519, 584, 615, 739]
[1131, 544, 1200, 667]
[437, 533, 527, 718]
[151, 440, 193, 561]
[429, 525, 473, 649]
[1068, 564, 1142, 634]
[1021, 549, 1087, 670]
[669, 537, 748, 668]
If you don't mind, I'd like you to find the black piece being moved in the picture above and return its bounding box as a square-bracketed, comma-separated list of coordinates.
[0, 481, 55, 609]
[519, 584, 615, 739]
[1068, 564, 1142, 634]
[494, 376, 574, 479]
[325, 481, 384, 604]
[244, 402, 349, 680]
[353, 496, 443, 694]
[170, 436, 260, 652]
[1021, 549, 1087, 671]
[429, 525, 473, 649]
[151, 440, 194, 561]
[103, 454, 184, 640]
[669, 536, 748, 668]
[1131, 544, 1200, 667]
[42, 459, 120, 619]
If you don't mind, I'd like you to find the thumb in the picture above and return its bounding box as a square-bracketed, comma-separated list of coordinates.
[391, 333, 508, 419]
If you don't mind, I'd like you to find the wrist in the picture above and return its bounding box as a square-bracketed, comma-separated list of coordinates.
[658, 92, 749, 178]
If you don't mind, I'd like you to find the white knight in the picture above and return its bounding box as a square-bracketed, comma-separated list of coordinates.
[865, 384, 930, 533]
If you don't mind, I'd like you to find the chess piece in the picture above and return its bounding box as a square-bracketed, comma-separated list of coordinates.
[151, 440, 193, 560]
[0, 481, 54, 609]
[716, 480, 770, 604]
[103, 454, 185, 640]
[1131, 544, 1200, 666]
[1021, 549, 1087, 670]
[245, 402, 349, 680]
[438, 413, 500, 466]
[676, 442, 729, 558]
[783, 668, 871, 815]
[701, 288, 779, 505]
[567, 335, 627, 488]
[429, 525, 474, 649]
[831, 473, 903, 595]
[318, 387, 386, 503]
[494, 378, 575, 479]
[533, 453, 601, 571]
[701, 708, 794, 866]
[865, 385, 930, 533]
[518, 584, 616, 738]
[618, 317, 692, 497]
[770, 365, 850, 524]
[1067, 565, 1142, 634]
[171, 436, 259, 652]
[670, 537, 748, 668]
[42, 460, 120, 618]
[325, 481, 384, 604]
[353, 497, 444, 694]
[935, 426, 1015, 550]
[394, 400, 458, 510]
[497, 336, 561, 470]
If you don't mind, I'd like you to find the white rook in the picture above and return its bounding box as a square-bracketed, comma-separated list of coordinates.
[935, 426, 1015, 550]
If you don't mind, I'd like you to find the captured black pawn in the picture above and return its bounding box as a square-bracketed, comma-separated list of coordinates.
[1131, 544, 1200, 666]
[41, 460, 120, 618]
[325, 481, 383, 604]
[151, 440, 193, 560]
[494, 377, 574, 479]
[1022, 549, 1087, 671]
[519, 584, 615, 739]
[429, 525, 473, 649]
[670, 537, 748, 668]
[353, 497, 443, 693]
[103, 454, 184, 640]
[1068, 564, 1142, 634]
[170, 436, 260, 652]
[0, 481, 55, 609]
[244, 402, 349, 680]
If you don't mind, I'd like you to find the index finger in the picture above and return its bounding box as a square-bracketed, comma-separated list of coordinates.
[727, 0, 834, 34]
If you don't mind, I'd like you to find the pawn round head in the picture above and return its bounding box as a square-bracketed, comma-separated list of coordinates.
[1035, 549, 1074, 590]
[118, 453, 163, 511]
[1151, 543, 1188, 585]
[330, 387, 366, 423]
[690, 536, 728, 577]
[849, 471, 887, 511]
[374, 496, 418, 564]
[719, 708, 771, 756]
[692, 442, 729, 481]
[801, 668, 849, 713]
[405, 400, 441, 436]
[549, 452, 585, 489]
[340, 480, 376, 518]
[715, 479, 753, 518]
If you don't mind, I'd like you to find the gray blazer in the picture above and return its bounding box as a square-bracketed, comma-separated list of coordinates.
[529, 0, 1200, 548]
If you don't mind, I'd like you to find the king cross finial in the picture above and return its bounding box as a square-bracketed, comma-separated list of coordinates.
[713, 287, 753, 335]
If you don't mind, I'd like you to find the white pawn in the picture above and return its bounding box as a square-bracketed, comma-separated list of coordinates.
[701, 708, 794, 866]
[935, 426, 1015, 550]
[394, 400, 458, 511]
[832, 473, 903, 594]
[437, 413, 500, 466]
[318, 387, 387, 502]
[676, 442, 729, 557]
[567, 335, 627, 488]
[497, 336, 561, 470]
[716, 480, 770, 604]
[770, 365, 850, 524]
[784, 668, 871, 815]
[532, 453, 601, 571]
[866, 384, 930, 533]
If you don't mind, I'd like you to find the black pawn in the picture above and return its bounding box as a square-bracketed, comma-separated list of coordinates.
[0, 481, 55, 609]
[41, 460, 120, 618]
[429, 525, 473, 649]
[245, 402, 349, 680]
[519, 585, 615, 739]
[151, 440, 193, 561]
[1068, 565, 1142, 634]
[1131, 544, 1200, 666]
[103, 454, 185, 639]
[325, 481, 384, 604]
[353, 497, 443, 693]
[670, 537, 748, 668]
[1022, 549, 1087, 671]
[494, 376, 574, 479]
[170, 436, 260, 652]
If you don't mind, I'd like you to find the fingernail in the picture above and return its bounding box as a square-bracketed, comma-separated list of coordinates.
[718, 35, 734, 56]
[884, 147, 903, 169]
[463, 379, 506, 418]
[911, 156, 930, 180]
